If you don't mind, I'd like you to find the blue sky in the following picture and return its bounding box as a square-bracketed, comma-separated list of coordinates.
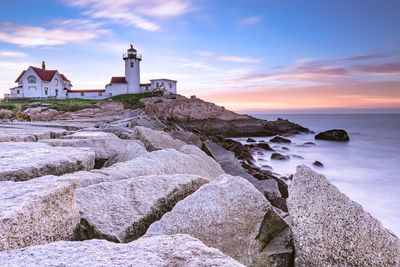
[0, 0, 399, 111]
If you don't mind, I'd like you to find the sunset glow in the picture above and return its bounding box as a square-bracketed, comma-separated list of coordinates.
[0, 0, 399, 112]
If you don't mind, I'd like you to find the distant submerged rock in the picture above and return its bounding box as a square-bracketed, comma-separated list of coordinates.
[315, 129, 350, 142]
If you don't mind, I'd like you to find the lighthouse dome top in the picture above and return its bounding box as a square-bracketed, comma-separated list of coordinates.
[128, 44, 137, 52]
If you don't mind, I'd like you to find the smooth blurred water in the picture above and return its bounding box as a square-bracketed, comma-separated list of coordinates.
[239, 114, 400, 236]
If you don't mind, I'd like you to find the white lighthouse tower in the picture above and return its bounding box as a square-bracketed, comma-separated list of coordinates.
[123, 44, 141, 93]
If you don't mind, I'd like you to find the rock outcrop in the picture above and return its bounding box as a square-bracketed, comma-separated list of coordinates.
[0, 176, 80, 251]
[139, 95, 309, 137]
[0, 142, 95, 181]
[145, 174, 290, 266]
[288, 165, 400, 267]
[40, 138, 147, 168]
[315, 129, 350, 142]
[76, 174, 208, 242]
[0, 235, 244, 267]
[132, 126, 186, 151]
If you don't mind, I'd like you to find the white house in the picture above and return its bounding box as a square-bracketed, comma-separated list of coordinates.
[10, 61, 72, 99]
[7, 45, 178, 100]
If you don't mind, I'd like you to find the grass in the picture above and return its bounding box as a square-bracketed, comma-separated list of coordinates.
[0, 92, 159, 112]
[110, 92, 160, 109]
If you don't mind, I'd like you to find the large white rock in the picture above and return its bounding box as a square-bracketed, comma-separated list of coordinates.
[132, 126, 186, 151]
[145, 174, 289, 266]
[0, 176, 80, 251]
[0, 234, 244, 267]
[71, 145, 224, 187]
[0, 142, 95, 181]
[40, 138, 147, 167]
[288, 165, 400, 267]
[0, 124, 66, 142]
[61, 131, 119, 140]
[76, 174, 208, 242]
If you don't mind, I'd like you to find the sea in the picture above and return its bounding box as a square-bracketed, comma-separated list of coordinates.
[235, 114, 400, 236]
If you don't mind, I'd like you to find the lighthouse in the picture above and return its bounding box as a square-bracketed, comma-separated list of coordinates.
[123, 44, 141, 93]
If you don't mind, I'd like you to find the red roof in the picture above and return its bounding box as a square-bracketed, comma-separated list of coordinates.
[15, 70, 26, 83]
[31, 66, 57, 82]
[60, 74, 71, 82]
[110, 76, 127, 84]
[15, 66, 71, 83]
[67, 89, 105, 93]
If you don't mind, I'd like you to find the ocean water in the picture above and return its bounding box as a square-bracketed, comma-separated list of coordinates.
[237, 114, 400, 236]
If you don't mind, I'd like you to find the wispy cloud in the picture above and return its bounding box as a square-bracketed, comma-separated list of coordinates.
[63, 0, 193, 31]
[0, 51, 28, 57]
[0, 19, 108, 47]
[238, 16, 263, 26]
[196, 50, 262, 63]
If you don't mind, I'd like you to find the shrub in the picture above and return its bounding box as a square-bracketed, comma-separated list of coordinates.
[15, 112, 30, 121]
[0, 109, 14, 120]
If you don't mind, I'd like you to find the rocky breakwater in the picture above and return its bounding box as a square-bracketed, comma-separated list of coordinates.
[139, 94, 309, 137]
[0, 105, 398, 267]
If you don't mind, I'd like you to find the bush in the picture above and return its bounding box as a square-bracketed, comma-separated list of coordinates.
[0, 102, 17, 111]
[15, 112, 30, 121]
[0, 109, 14, 120]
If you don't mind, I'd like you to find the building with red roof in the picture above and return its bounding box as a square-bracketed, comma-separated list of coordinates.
[10, 61, 72, 99]
[8, 45, 178, 100]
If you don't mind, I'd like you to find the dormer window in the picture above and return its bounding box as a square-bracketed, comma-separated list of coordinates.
[27, 75, 36, 83]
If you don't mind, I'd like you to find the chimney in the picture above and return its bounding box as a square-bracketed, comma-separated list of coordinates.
[42, 61, 46, 70]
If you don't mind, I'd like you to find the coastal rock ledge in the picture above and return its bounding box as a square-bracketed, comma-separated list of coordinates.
[288, 165, 400, 267]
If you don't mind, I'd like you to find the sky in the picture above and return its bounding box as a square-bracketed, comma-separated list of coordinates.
[0, 0, 399, 113]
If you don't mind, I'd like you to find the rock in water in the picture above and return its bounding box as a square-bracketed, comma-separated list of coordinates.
[313, 160, 324, 167]
[271, 153, 290, 160]
[0, 176, 80, 251]
[247, 137, 257, 142]
[288, 165, 400, 267]
[270, 136, 291, 143]
[0, 234, 245, 267]
[0, 142, 95, 181]
[132, 126, 186, 151]
[145, 174, 290, 266]
[76, 174, 208, 242]
[255, 143, 275, 151]
[315, 129, 350, 142]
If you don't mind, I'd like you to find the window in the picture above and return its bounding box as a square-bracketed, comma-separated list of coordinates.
[16, 89, 20, 94]
[55, 79, 58, 85]
[130, 62, 134, 68]
[81, 92, 85, 96]
[169, 82, 172, 89]
[98, 92, 102, 96]
[27, 75, 36, 83]
[28, 86, 36, 91]
[44, 87, 48, 95]
[55, 89, 58, 96]
[156, 82, 159, 87]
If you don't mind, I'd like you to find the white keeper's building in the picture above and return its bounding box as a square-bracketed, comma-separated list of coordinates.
[6, 45, 177, 100]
